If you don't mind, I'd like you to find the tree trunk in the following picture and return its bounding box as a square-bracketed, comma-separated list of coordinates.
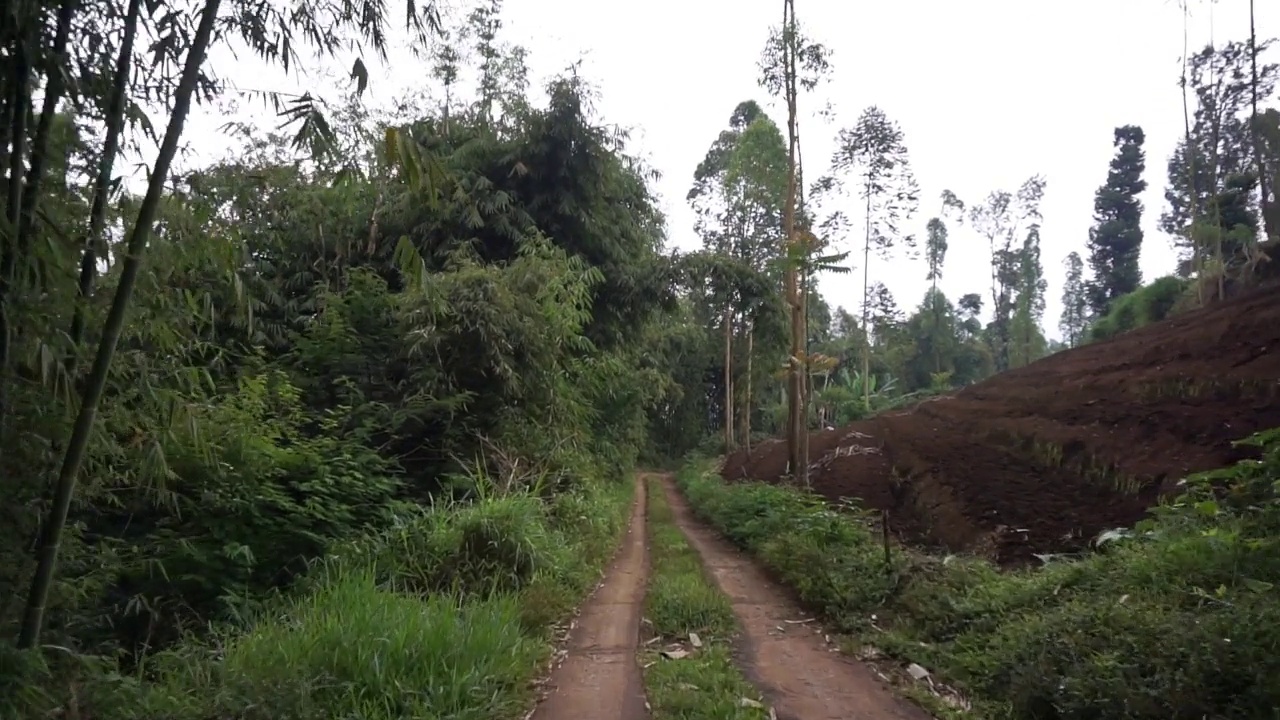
[742, 321, 753, 453]
[16, 0, 76, 253]
[0, 22, 32, 442]
[1180, 0, 1203, 304]
[861, 188, 872, 411]
[798, 267, 810, 485]
[1248, 0, 1270, 240]
[795, 105, 810, 484]
[17, 0, 223, 650]
[781, 0, 804, 483]
[68, 0, 139, 367]
[723, 304, 734, 452]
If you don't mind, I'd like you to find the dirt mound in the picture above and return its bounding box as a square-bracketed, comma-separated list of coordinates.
[723, 282, 1280, 565]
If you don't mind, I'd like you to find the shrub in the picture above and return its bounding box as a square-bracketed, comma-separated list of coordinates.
[141, 569, 543, 720]
[1089, 275, 1189, 342]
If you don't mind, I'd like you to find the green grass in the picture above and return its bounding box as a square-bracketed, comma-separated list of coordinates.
[640, 478, 767, 720]
[8, 478, 635, 720]
[675, 449, 1280, 720]
[143, 571, 544, 719]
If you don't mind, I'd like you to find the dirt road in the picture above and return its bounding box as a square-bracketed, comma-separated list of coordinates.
[531, 476, 650, 720]
[659, 475, 931, 720]
[531, 473, 929, 720]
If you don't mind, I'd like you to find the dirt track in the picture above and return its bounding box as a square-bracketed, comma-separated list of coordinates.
[531, 476, 650, 720]
[723, 283, 1280, 563]
[532, 473, 927, 720]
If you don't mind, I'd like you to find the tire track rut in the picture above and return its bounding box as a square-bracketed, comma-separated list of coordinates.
[531, 475, 650, 720]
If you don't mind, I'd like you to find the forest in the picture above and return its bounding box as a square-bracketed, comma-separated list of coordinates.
[0, 0, 1277, 718]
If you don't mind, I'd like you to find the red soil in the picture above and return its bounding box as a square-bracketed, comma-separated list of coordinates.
[722, 282, 1280, 565]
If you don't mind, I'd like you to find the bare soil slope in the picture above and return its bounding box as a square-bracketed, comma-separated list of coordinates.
[723, 283, 1280, 564]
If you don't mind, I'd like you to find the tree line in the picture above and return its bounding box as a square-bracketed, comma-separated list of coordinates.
[690, 2, 1279, 467]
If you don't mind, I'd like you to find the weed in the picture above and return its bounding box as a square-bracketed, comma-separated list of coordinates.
[1000, 430, 1146, 496]
[1131, 377, 1280, 403]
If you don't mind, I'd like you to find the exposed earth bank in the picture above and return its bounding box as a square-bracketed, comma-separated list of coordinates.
[723, 282, 1280, 564]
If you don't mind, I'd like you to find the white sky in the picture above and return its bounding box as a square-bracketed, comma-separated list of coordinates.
[168, 0, 1277, 340]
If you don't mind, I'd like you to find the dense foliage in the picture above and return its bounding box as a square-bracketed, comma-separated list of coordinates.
[0, 0, 678, 714]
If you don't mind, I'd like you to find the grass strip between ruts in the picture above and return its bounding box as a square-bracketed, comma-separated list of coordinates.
[639, 478, 769, 720]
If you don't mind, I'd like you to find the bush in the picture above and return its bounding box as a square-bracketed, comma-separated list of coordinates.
[675, 432, 1280, 720]
[1089, 275, 1190, 342]
[141, 570, 543, 720]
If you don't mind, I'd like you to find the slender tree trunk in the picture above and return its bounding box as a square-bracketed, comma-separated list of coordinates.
[1208, 1, 1225, 302]
[723, 304, 733, 451]
[743, 321, 753, 453]
[69, 0, 138, 356]
[16, 0, 75, 253]
[781, 0, 804, 483]
[0, 23, 32, 441]
[17, 0, 223, 649]
[795, 107, 810, 482]
[798, 266, 810, 485]
[861, 188, 872, 410]
[1180, 1, 1204, 303]
[1248, 0, 1270, 240]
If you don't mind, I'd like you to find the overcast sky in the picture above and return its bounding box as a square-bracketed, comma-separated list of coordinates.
[175, 0, 1277, 339]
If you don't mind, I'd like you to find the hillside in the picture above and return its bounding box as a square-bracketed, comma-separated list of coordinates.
[722, 282, 1280, 564]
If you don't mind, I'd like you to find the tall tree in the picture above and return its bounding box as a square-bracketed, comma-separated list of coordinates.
[1008, 224, 1047, 368]
[688, 109, 789, 452]
[826, 106, 919, 409]
[759, 0, 829, 482]
[925, 218, 948, 293]
[925, 189, 964, 331]
[921, 191, 962, 374]
[966, 176, 1046, 372]
[723, 116, 789, 449]
[1059, 251, 1089, 348]
[689, 100, 768, 243]
[1162, 39, 1279, 272]
[1086, 125, 1148, 316]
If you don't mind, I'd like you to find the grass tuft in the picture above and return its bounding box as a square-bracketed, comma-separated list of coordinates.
[145, 569, 543, 719]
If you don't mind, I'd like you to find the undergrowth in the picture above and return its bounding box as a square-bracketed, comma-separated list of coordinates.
[676, 428, 1280, 720]
[641, 479, 766, 720]
[1, 477, 634, 720]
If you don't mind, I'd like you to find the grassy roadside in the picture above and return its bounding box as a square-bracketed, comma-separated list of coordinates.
[675, 445, 1280, 720]
[24, 477, 635, 720]
[640, 478, 768, 720]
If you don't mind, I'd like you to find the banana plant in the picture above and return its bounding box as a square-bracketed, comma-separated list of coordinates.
[813, 367, 898, 425]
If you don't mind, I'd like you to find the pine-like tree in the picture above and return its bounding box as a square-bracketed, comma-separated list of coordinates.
[1086, 125, 1147, 317]
[1059, 251, 1089, 347]
[1008, 224, 1047, 368]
